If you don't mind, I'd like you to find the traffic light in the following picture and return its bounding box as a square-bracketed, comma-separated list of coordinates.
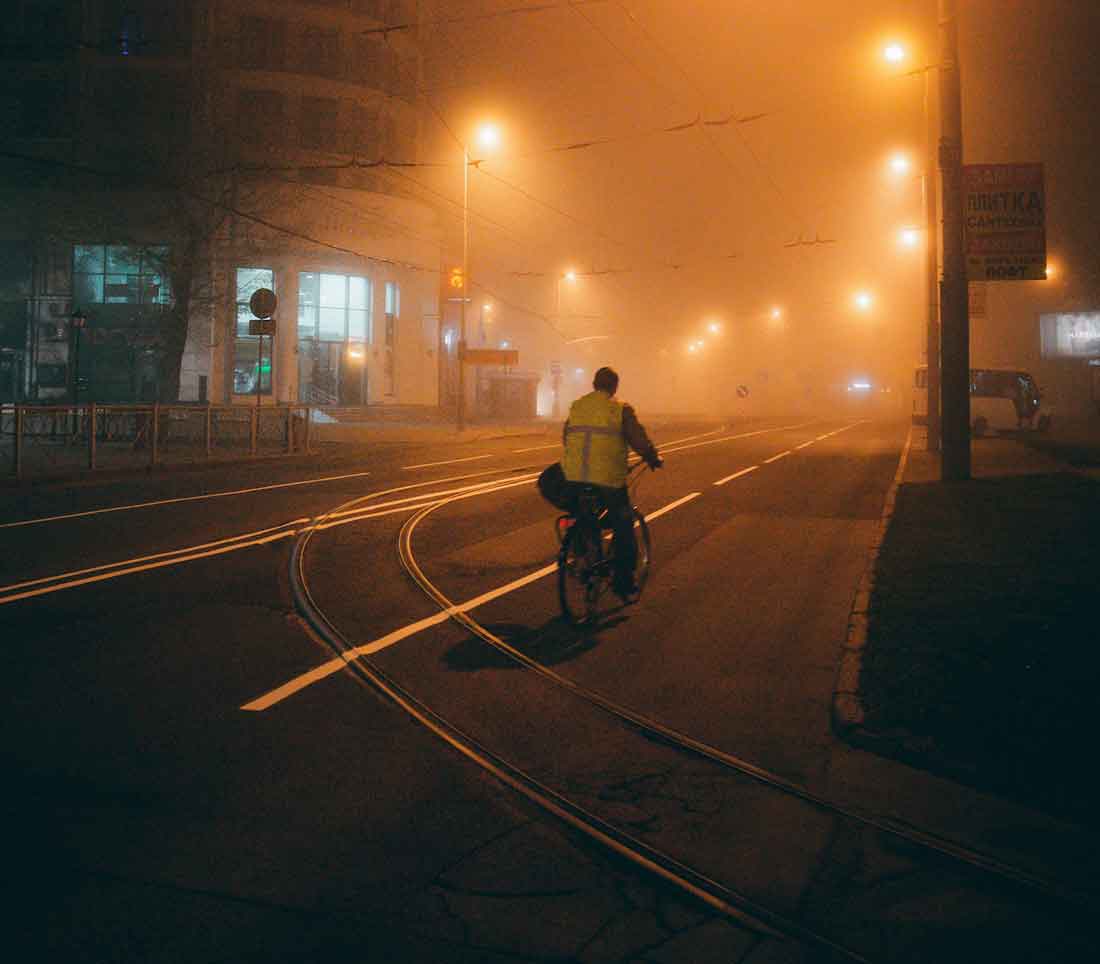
[449, 267, 464, 291]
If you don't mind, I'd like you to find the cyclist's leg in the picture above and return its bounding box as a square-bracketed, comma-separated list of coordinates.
[602, 485, 637, 593]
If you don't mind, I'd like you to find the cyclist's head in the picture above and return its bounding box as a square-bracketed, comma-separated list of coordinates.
[593, 366, 619, 395]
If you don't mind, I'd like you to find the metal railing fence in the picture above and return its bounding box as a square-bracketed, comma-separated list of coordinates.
[1, 403, 313, 480]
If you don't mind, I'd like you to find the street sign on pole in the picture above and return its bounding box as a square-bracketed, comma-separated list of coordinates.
[963, 163, 1046, 282]
[248, 317, 276, 336]
[249, 287, 278, 319]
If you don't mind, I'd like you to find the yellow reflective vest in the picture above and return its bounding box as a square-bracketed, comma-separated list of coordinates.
[563, 390, 628, 487]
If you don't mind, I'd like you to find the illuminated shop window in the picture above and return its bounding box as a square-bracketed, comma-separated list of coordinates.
[298, 272, 371, 343]
[72, 244, 171, 306]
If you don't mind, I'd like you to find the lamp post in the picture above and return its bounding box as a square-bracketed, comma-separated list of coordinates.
[457, 123, 500, 432]
[937, 0, 969, 480]
[70, 308, 87, 403]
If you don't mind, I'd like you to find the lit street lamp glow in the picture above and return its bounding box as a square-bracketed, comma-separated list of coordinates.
[883, 42, 906, 64]
[899, 226, 921, 248]
[854, 291, 873, 311]
[889, 153, 911, 176]
[476, 123, 501, 152]
[707, 320, 722, 334]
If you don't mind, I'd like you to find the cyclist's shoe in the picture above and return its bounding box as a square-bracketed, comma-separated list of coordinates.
[613, 577, 640, 604]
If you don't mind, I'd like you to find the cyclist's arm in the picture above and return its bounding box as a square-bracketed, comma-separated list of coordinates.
[622, 404, 660, 465]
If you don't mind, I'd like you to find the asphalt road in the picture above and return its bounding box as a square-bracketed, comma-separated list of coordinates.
[5, 416, 1091, 963]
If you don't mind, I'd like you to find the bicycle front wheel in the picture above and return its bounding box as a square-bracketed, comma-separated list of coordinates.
[558, 521, 602, 625]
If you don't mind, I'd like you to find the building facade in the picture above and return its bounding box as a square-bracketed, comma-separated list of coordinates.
[1, 0, 442, 407]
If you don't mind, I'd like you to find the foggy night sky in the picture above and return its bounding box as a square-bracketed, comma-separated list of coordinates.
[403, 0, 1099, 411]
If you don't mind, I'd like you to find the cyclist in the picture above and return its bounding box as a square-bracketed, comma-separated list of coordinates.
[562, 366, 662, 602]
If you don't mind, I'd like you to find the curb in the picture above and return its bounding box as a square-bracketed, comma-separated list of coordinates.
[829, 425, 912, 736]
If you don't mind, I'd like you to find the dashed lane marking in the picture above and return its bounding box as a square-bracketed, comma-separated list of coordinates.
[0, 470, 373, 529]
[402, 453, 496, 470]
[714, 465, 760, 486]
[242, 492, 704, 711]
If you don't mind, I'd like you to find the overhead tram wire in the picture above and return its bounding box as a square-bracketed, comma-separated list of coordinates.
[383, 18, 729, 278]
[602, 0, 804, 237]
[0, 150, 438, 276]
[360, 0, 609, 37]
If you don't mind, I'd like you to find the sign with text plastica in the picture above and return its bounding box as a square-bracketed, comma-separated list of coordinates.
[963, 163, 1046, 281]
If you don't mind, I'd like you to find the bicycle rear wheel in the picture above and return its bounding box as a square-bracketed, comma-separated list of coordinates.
[558, 520, 602, 625]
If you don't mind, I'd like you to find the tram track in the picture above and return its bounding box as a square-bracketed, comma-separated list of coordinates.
[396, 492, 1095, 913]
[285, 424, 1097, 962]
[289, 471, 870, 962]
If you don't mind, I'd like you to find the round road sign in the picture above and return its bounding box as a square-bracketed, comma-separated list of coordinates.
[249, 287, 277, 319]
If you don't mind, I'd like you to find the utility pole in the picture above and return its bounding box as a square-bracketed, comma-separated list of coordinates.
[456, 144, 469, 432]
[938, 0, 970, 480]
[923, 66, 941, 453]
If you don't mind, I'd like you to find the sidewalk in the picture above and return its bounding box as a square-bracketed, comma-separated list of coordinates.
[837, 427, 1100, 828]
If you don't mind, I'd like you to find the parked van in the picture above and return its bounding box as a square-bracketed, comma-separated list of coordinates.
[914, 366, 1048, 435]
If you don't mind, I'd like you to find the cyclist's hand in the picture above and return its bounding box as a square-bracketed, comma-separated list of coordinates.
[648, 456, 663, 470]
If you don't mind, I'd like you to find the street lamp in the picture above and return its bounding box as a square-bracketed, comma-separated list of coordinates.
[888, 152, 912, 177]
[899, 226, 921, 248]
[556, 269, 578, 319]
[70, 308, 87, 403]
[457, 122, 501, 431]
[854, 291, 873, 312]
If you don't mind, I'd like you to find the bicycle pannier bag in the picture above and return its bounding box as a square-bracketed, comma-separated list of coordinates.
[537, 461, 571, 509]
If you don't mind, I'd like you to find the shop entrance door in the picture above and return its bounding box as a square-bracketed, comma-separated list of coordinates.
[298, 339, 366, 406]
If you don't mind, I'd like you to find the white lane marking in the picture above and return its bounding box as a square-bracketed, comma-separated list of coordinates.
[653, 426, 726, 447]
[510, 426, 723, 456]
[815, 421, 865, 442]
[0, 471, 542, 606]
[0, 477, 545, 607]
[512, 441, 560, 453]
[0, 471, 374, 530]
[0, 519, 310, 599]
[714, 465, 759, 486]
[763, 450, 792, 464]
[643, 492, 700, 521]
[659, 421, 817, 456]
[316, 476, 538, 532]
[794, 440, 815, 450]
[403, 453, 495, 470]
[0, 528, 302, 606]
[325, 472, 539, 521]
[242, 563, 558, 711]
[244, 491, 705, 711]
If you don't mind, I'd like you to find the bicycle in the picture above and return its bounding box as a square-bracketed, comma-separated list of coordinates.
[556, 463, 651, 626]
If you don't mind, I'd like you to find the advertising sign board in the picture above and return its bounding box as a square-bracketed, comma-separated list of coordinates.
[963, 163, 1046, 281]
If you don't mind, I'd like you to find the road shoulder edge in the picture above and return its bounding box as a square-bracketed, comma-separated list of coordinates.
[829, 424, 911, 740]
